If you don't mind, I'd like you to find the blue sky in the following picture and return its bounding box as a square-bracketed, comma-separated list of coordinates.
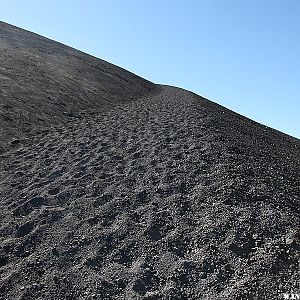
[1, 0, 299, 139]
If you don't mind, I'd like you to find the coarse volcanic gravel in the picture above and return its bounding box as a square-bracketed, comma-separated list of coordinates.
[0, 22, 299, 300]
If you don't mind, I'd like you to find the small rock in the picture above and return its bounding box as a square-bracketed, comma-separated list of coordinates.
[285, 237, 294, 245]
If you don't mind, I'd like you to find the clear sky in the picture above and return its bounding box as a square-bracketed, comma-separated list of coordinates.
[1, 0, 299, 139]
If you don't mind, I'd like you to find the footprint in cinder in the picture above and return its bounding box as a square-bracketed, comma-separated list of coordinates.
[135, 190, 148, 204]
[48, 170, 63, 180]
[14, 196, 46, 216]
[48, 187, 60, 195]
[131, 261, 160, 296]
[85, 236, 113, 270]
[15, 171, 25, 177]
[85, 254, 103, 271]
[16, 222, 34, 238]
[112, 246, 134, 267]
[133, 152, 141, 159]
[73, 172, 83, 179]
[131, 212, 142, 223]
[0, 254, 8, 267]
[92, 193, 113, 207]
[143, 224, 162, 241]
[2, 104, 13, 110]
[30, 196, 46, 207]
[10, 139, 21, 146]
[112, 155, 123, 161]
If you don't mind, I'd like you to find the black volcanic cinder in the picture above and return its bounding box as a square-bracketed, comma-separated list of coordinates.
[0, 21, 299, 300]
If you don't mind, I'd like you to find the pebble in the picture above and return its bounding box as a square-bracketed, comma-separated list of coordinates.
[285, 237, 294, 245]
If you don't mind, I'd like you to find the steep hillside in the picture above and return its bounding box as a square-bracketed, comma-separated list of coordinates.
[0, 21, 155, 153]
[0, 22, 299, 300]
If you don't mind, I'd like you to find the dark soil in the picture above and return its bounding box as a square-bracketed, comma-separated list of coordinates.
[0, 21, 299, 300]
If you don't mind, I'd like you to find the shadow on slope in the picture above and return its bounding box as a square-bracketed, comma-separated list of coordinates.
[0, 21, 156, 152]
